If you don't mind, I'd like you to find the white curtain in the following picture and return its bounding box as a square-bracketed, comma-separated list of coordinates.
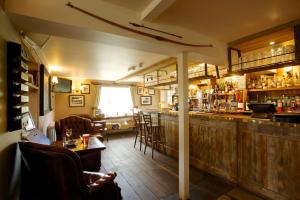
[130, 86, 137, 108]
[94, 85, 102, 109]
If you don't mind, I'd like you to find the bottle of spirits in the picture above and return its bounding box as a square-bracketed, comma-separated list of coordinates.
[277, 98, 283, 112]
[237, 92, 244, 111]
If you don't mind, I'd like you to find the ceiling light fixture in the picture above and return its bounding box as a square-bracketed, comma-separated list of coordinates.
[269, 41, 275, 45]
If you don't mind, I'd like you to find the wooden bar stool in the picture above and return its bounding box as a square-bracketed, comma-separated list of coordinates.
[133, 112, 145, 151]
[143, 113, 162, 158]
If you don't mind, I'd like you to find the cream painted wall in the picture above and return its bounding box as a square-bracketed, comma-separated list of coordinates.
[55, 80, 96, 120]
[134, 83, 161, 110]
[0, 8, 21, 200]
[133, 86, 161, 110]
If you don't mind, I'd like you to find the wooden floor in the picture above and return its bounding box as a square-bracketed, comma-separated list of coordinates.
[100, 133, 265, 200]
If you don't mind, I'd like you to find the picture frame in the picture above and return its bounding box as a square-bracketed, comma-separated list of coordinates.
[148, 88, 155, 95]
[137, 86, 143, 95]
[39, 64, 52, 116]
[81, 84, 90, 94]
[143, 88, 149, 95]
[69, 95, 85, 107]
[140, 96, 152, 105]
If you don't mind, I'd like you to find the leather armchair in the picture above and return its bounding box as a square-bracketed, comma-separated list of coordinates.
[56, 116, 104, 142]
[19, 142, 122, 200]
[58, 116, 92, 140]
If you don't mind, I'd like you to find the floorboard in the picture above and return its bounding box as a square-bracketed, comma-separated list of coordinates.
[101, 133, 265, 200]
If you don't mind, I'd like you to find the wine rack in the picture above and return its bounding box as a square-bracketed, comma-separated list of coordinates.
[7, 42, 29, 131]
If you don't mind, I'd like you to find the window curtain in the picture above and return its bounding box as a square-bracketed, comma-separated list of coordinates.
[94, 85, 102, 109]
[130, 86, 137, 108]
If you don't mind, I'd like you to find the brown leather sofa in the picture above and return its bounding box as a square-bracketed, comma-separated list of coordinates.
[19, 142, 122, 200]
[55, 116, 103, 141]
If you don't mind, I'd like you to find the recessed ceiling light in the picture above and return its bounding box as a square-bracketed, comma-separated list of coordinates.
[269, 41, 275, 45]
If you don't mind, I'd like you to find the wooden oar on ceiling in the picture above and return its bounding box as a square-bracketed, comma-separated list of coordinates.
[66, 2, 213, 48]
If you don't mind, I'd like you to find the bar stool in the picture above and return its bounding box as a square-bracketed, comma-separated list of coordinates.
[143, 113, 163, 158]
[133, 112, 145, 151]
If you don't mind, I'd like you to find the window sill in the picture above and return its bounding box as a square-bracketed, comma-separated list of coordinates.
[103, 115, 133, 120]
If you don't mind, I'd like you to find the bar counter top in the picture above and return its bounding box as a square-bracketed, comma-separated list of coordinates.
[160, 110, 300, 129]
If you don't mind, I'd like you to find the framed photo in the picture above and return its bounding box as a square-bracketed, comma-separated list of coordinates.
[69, 95, 85, 107]
[39, 64, 51, 116]
[81, 84, 90, 94]
[148, 88, 155, 95]
[137, 86, 143, 95]
[143, 88, 149, 95]
[140, 96, 152, 105]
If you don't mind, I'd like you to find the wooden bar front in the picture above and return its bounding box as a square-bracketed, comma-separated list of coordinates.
[159, 111, 300, 200]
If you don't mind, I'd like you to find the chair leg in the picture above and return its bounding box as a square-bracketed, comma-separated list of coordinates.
[151, 130, 154, 159]
[106, 131, 109, 142]
[144, 130, 148, 154]
[139, 127, 143, 151]
[134, 127, 138, 148]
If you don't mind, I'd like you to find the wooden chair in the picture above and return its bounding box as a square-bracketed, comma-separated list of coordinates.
[143, 113, 163, 158]
[133, 112, 145, 151]
[93, 120, 108, 142]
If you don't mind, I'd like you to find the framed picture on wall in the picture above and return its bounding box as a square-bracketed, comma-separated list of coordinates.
[148, 88, 155, 95]
[81, 84, 90, 94]
[69, 95, 85, 107]
[143, 88, 149, 95]
[140, 96, 152, 105]
[39, 64, 52, 116]
[137, 86, 143, 95]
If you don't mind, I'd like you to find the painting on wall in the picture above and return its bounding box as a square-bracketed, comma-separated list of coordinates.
[143, 88, 149, 95]
[148, 88, 155, 95]
[39, 64, 52, 116]
[140, 96, 152, 105]
[69, 95, 85, 107]
[137, 86, 143, 95]
[81, 84, 90, 94]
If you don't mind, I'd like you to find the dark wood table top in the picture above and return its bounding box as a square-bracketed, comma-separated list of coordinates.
[54, 136, 106, 152]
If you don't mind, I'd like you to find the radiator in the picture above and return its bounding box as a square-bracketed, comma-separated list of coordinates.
[47, 122, 57, 143]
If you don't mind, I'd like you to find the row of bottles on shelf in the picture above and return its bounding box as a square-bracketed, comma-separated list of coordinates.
[252, 95, 300, 113]
[233, 43, 295, 70]
[214, 81, 239, 94]
[248, 72, 300, 89]
[212, 92, 244, 112]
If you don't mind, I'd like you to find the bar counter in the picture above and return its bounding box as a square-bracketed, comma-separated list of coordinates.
[159, 111, 300, 200]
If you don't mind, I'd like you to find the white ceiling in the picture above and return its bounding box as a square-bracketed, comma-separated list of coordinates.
[4, 0, 300, 81]
[101, 0, 152, 12]
[155, 0, 300, 42]
[42, 36, 168, 80]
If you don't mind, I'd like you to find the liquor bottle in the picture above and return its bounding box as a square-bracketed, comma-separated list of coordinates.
[225, 82, 228, 93]
[237, 92, 244, 111]
[291, 97, 296, 111]
[231, 94, 237, 112]
[277, 98, 283, 112]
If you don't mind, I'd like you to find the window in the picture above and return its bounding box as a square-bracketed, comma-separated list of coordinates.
[99, 87, 133, 117]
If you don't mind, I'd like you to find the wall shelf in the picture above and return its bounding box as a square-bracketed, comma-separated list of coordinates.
[248, 86, 300, 92]
[26, 83, 39, 90]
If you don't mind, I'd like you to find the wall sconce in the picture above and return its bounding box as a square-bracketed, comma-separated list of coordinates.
[51, 76, 58, 85]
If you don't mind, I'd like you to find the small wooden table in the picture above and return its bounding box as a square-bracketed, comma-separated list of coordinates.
[54, 136, 106, 171]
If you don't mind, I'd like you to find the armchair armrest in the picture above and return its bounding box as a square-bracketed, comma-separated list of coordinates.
[83, 171, 117, 191]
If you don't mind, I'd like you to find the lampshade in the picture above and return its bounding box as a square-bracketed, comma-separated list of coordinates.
[51, 76, 58, 85]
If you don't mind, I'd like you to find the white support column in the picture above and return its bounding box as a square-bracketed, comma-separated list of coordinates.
[177, 52, 189, 200]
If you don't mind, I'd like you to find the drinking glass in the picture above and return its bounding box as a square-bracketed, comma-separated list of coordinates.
[66, 129, 72, 141]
